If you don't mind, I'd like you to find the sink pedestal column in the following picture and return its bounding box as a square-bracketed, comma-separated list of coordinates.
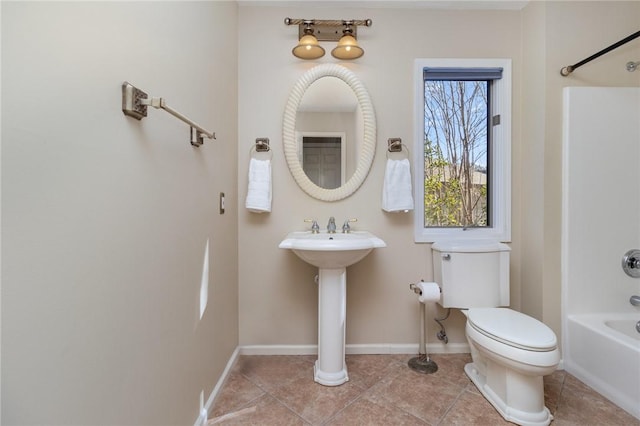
[314, 267, 348, 386]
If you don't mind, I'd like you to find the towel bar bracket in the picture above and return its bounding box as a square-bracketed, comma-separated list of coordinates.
[122, 82, 149, 120]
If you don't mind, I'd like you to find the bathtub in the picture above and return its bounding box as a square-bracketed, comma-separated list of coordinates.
[565, 313, 640, 420]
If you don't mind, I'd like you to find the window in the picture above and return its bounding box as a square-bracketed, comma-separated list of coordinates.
[413, 59, 511, 242]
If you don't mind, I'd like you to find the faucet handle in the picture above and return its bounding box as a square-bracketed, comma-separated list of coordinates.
[342, 218, 357, 233]
[304, 219, 320, 233]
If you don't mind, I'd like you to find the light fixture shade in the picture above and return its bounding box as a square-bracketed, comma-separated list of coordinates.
[292, 34, 325, 60]
[331, 34, 364, 60]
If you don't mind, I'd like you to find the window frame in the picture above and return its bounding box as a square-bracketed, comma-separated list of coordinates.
[413, 58, 511, 243]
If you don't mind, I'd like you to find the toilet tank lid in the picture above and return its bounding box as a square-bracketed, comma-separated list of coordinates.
[432, 240, 510, 253]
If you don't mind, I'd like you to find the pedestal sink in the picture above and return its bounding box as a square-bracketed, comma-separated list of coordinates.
[279, 231, 386, 386]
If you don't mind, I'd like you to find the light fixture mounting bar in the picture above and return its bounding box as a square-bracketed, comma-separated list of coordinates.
[307, 24, 348, 42]
[284, 18, 372, 41]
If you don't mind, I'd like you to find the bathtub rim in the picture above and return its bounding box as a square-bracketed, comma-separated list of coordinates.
[604, 318, 640, 342]
[567, 313, 639, 351]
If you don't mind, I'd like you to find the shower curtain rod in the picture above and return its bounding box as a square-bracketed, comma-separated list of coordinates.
[560, 30, 640, 76]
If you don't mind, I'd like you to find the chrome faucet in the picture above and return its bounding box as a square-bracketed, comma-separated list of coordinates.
[630, 295, 640, 306]
[327, 217, 336, 233]
[342, 218, 357, 233]
[304, 219, 320, 233]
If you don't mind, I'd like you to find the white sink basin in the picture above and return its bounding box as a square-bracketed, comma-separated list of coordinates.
[279, 231, 386, 269]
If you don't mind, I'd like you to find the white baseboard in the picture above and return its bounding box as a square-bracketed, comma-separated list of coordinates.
[194, 346, 240, 426]
[240, 344, 318, 356]
[239, 342, 470, 356]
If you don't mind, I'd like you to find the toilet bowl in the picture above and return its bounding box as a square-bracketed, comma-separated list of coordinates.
[431, 241, 560, 426]
[463, 308, 560, 426]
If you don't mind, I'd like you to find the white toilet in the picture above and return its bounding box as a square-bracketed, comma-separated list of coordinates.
[432, 241, 560, 426]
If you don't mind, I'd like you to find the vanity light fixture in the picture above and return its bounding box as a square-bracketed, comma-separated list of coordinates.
[332, 21, 364, 60]
[285, 18, 372, 61]
[291, 20, 325, 60]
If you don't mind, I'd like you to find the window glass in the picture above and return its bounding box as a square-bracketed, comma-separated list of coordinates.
[413, 59, 511, 243]
[423, 79, 490, 228]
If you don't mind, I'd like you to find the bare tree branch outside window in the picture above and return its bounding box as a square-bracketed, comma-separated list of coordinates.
[423, 80, 488, 227]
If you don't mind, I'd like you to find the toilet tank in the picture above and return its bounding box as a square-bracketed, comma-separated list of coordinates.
[432, 241, 510, 309]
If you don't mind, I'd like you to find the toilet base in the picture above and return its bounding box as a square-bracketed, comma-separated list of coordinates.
[464, 362, 553, 426]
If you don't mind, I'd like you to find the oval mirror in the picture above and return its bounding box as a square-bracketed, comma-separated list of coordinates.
[283, 64, 376, 201]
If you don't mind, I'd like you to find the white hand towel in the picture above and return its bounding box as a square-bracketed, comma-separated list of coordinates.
[245, 158, 272, 213]
[382, 158, 414, 212]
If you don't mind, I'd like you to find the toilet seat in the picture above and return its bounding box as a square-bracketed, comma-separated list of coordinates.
[467, 308, 557, 351]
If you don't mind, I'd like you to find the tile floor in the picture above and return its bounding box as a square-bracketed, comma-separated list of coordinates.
[209, 354, 640, 425]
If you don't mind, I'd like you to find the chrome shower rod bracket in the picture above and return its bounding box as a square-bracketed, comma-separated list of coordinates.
[121, 81, 216, 147]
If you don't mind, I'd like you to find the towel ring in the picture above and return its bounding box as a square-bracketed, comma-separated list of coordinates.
[386, 144, 410, 159]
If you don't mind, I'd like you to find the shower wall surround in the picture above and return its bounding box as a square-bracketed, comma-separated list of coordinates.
[562, 86, 640, 419]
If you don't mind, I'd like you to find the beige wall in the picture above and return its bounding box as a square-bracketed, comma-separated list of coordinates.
[238, 1, 640, 354]
[1, 2, 238, 424]
[520, 0, 548, 322]
[238, 5, 523, 350]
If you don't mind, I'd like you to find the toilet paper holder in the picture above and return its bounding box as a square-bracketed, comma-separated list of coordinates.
[409, 280, 441, 296]
[407, 279, 440, 374]
[409, 281, 422, 295]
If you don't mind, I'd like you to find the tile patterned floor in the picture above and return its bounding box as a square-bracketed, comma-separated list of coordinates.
[210, 354, 640, 425]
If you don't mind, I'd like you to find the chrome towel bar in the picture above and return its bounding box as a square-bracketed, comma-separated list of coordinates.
[121, 81, 216, 147]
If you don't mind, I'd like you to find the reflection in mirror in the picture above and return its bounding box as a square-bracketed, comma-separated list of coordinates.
[283, 64, 376, 201]
[296, 77, 361, 188]
[299, 133, 345, 189]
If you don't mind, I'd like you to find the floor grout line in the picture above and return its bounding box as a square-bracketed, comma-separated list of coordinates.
[434, 385, 467, 426]
[239, 371, 313, 425]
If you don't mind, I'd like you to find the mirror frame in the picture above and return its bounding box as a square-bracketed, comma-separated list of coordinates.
[283, 64, 376, 201]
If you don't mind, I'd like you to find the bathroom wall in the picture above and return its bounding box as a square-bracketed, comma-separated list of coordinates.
[520, 1, 640, 337]
[237, 4, 524, 351]
[1, 2, 238, 424]
[520, 0, 547, 322]
[237, 1, 640, 355]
